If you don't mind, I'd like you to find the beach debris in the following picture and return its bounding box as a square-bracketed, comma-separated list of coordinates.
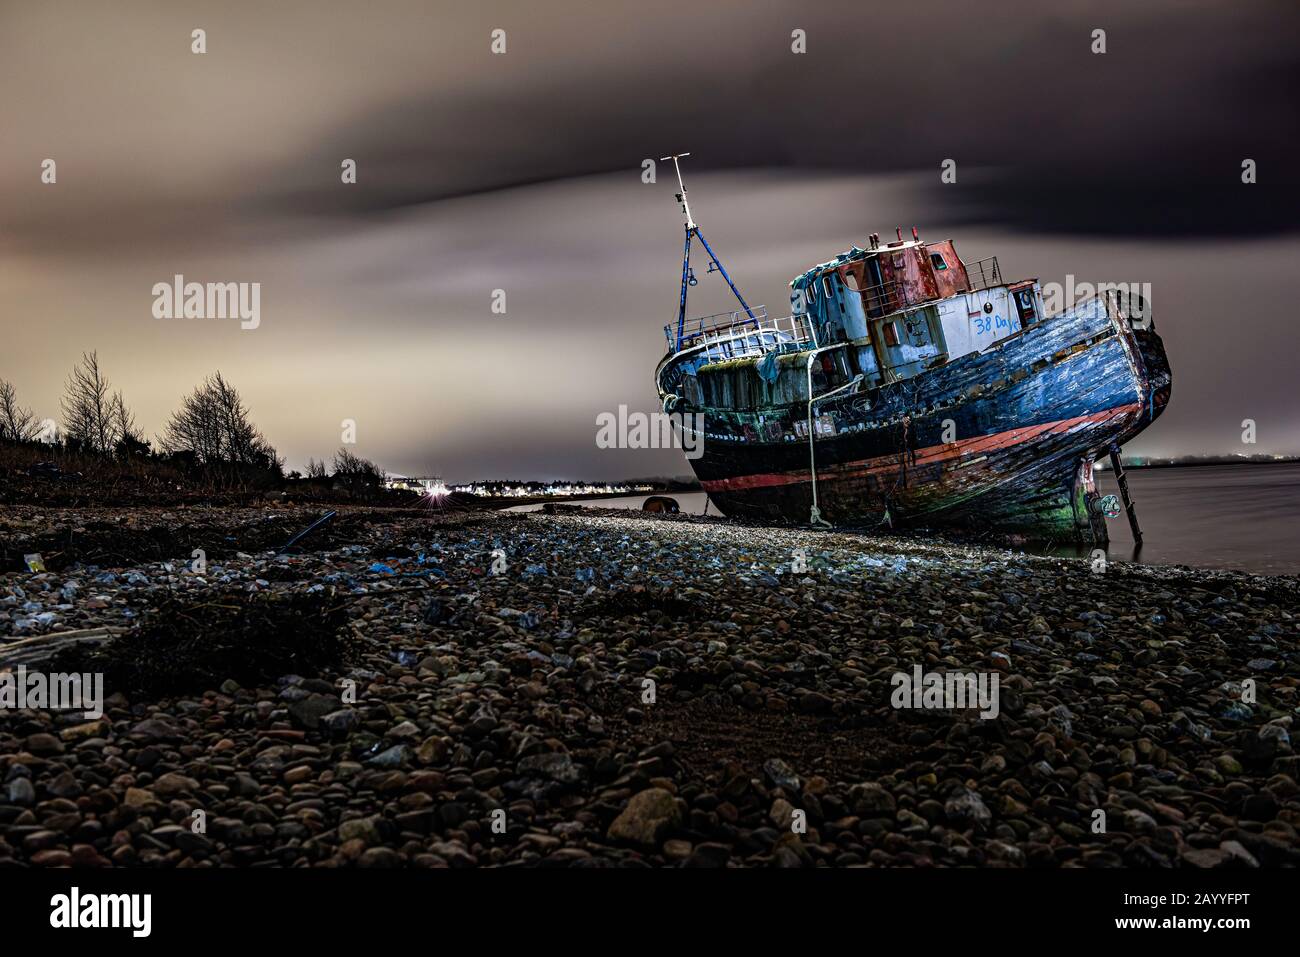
[26, 461, 79, 481]
[282, 510, 337, 551]
[422, 597, 449, 624]
[0, 625, 128, 668]
[642, 496, 680, 514]
[46, 589, 348, 697]
[0, 504, 1296, 871]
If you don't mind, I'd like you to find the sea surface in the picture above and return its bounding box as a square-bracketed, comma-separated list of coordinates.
[510, 463, 1300, 577]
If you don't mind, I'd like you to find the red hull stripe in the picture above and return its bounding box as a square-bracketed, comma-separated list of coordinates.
[699, 403, 1142, 493]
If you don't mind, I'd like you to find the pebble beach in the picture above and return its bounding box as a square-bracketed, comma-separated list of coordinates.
[1, 504, 1297, 868]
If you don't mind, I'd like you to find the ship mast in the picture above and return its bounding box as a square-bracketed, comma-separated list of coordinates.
[662, 153, 757, 350]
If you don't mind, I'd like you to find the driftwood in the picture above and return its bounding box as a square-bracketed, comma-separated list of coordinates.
[0, 626, 127, 669]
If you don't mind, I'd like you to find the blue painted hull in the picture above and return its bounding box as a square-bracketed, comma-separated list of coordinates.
[656, 298, 1171, 542]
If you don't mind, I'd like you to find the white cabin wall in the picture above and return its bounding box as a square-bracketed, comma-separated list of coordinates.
[937, 287, 1021, 359]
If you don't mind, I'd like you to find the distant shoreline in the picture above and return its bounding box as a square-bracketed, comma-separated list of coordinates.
[1098, 458, 1300, 471]
[473, 459, 1299, 489]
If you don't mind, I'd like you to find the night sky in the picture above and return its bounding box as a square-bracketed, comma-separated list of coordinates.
[2, 0, 1296, 481]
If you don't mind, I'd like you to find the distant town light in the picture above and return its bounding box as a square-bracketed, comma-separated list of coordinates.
[383, 475, 653, 498]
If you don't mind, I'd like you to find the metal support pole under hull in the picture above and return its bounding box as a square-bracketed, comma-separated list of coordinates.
[1109, 445, 1143, 545]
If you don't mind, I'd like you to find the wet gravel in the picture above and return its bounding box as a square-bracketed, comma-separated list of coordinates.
[1, 505, 1297, 868]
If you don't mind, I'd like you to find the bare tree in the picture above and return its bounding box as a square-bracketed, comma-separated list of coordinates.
[164, 376, 222, 464]
[305, 457, 328, 479]
[332, 448, 385, 492]
[61, 351, 120, 453]
[162, 372, 281, 483]
[109, 391, 133, 438]
[110, 390, 150, 457]
[0, 379, 39, 441]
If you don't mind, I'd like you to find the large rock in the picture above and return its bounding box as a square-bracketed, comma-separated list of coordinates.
[6, 777, 36, 806]
[416, 736, 448, 765]
[24, 733, 64, 757]
[607, 787, 681, 848]
[153, 772, 199, 796]
[321, 708, 360, 735]
[944, 787, 992, 829]
[763, 758, 801, 792]
[850, 782, 896, 816]
[338, 816, 381, 845]
[367, 744, 410, 769]
[288, 693, 342, 730]
[123, 787, 156, 808]
[128, 717, 179, 742]
[770, 798, 796, 830]
[516, 752, 583, 784]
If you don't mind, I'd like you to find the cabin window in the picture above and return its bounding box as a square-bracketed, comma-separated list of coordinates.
[882, 321, 900, 347]
[930, 253, 948, 271]
[822, 275, 836, 299]
[1015, 288, 1038, 325]
[806, 281, 818, 302]
[822, 350, 853, 389]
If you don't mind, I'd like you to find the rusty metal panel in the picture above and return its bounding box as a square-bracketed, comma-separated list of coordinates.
[904, 246, 940, 304]
[926, 240, 968, 298]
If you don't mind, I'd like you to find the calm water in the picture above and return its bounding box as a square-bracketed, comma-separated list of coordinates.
[1085, 464, 1300, 576]
[512, 464, 1300, 576]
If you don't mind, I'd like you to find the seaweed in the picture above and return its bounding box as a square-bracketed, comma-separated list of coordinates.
[48, 589, 350, 698]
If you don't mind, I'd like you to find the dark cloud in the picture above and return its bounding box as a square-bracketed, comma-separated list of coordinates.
[269, 0, 1299, 237]
[1, 0, 1297, 481]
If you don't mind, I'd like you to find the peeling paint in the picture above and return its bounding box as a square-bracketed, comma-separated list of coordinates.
[656, 232, 1172, 542]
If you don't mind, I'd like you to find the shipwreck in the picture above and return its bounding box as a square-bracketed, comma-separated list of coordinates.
[653, 156, 1171, 543]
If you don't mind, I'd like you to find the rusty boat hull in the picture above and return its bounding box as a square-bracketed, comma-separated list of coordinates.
[657, 297, 1171, 543]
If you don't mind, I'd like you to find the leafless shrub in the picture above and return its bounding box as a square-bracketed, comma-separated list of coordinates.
[332, 447, 385, 493]
[162, 372, 282, 487]
[0, 379, 39, 442]
[61, 351, 128, 453]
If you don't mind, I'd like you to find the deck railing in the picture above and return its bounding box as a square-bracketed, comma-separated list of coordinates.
[671, 306, 769, 345]
[840, 276, 904, 318]
[963, 256, 1002, 292]
[667, 306, 818, 359]
[666, 255, 1008, 360]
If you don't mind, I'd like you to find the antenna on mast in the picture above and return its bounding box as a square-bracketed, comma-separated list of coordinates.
[660, 153, 695, 229]
[662, 152, 756, 349]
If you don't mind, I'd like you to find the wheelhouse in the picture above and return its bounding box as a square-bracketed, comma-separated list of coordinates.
[664, 226, 1047, 412]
